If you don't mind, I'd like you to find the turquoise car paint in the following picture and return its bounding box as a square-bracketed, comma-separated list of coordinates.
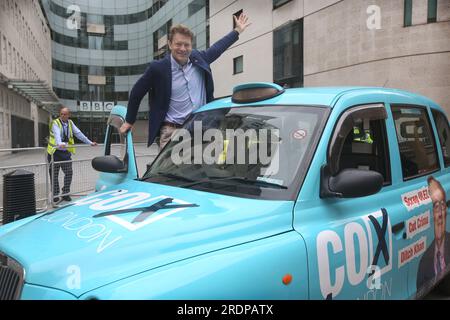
[21, 284, 77, 300]
[79, 232, 308, 300]
[0, 181, 294, 297]
[0, 213, 46, 238]
[293, 89, 449, 299]
[1, 84, 449, 299]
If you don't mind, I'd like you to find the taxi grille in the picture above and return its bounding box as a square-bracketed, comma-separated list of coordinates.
[0, 252, 24, 300]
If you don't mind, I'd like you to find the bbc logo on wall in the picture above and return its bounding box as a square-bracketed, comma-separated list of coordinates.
[79, 101, 114, 112]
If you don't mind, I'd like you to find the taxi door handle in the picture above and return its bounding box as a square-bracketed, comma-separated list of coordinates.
[391, 221, 405, 234]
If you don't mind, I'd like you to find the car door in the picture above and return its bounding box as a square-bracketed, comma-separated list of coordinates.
[390, 104, 450, 298]
[94, 105, 138, 190]
[294, 100, 410, 300]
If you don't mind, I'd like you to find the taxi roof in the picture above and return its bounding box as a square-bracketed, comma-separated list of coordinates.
[198, 86, 442, 113]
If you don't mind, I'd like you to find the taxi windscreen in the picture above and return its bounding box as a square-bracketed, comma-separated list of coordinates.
[142, 106, 328, 200]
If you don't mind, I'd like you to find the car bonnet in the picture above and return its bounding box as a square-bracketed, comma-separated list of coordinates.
[0, 180, 294, 297]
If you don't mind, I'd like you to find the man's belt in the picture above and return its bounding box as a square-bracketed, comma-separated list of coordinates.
[162, 121, 183, 128]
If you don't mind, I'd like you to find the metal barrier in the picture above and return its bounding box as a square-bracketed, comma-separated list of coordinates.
[0, 143, 159, 225]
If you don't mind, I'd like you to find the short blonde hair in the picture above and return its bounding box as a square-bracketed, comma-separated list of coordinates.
[169, 24, 194, 42]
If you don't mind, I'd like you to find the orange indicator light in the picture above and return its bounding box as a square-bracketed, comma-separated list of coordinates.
[282, 274, 293, 285]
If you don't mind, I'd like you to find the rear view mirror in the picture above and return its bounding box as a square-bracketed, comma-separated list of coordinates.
[92, 155, 127, 173]
[320, 166, 383, 198]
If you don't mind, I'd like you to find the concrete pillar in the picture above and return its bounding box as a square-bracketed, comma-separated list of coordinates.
[30, 101, 39, 147]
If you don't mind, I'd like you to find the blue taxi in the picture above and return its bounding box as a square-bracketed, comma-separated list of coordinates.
[0, 83, 449, 300]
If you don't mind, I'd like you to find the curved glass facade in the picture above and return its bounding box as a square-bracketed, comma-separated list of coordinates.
[41, 0, 209, 141]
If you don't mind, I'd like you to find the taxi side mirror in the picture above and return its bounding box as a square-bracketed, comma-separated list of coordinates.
[320, 165, 383, 198]
[92, 155, 127, 173]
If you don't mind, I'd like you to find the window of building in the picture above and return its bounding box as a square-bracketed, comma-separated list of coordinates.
[0, 111, 3, 141]
[432, 110, 450, 167]
[188, 0, 206, 17]
[233, 55, 243, 74]
[0, 35, 4, 65]
[5, 113, 9, 139]
[404, 0, 413, 26]
[392, 105, 439, 180]
[273, 19, 303, 88]
[273, 0, 292, 9]
[88, 36, 103, 50]
[405, 0, 440, 26]
[8, 42, 12, 72]
[12, 47, 16, 76]
[153, 20, 172, 60]
[428, 0, 438, 23]
[16, 51, 20, 77]
[116, 92, 129, 101]
[233, 9, 243, 29]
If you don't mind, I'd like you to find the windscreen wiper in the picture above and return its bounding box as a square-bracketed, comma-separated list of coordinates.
[141, 172, 195, 183]
[178, 176, 288, 189]
[93, 197, 199, 223]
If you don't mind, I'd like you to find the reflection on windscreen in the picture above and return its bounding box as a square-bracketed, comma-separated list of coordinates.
[143, 106, 326, 200]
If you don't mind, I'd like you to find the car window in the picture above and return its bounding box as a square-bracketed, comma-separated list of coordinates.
[142, 106, 328, 200]
[431, 110, 450, 168]
[391, 105, 439, 180]
[336, 108, 391, 184]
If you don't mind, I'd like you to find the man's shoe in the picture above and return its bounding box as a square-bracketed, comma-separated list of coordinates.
[62, 195, 72, 202]
[53, 197, 60, 203]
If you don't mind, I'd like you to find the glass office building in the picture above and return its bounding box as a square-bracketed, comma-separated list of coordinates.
[41, 0, 209, 141]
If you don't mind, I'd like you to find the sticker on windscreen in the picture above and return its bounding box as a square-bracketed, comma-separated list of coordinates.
[292, 129, 307, 140]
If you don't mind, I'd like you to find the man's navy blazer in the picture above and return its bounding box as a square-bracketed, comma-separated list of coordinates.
[416, 233, 450, 292]
[125, 30, 240, 146]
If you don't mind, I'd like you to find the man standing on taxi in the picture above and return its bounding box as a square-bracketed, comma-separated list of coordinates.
[120, 14, 251, 149]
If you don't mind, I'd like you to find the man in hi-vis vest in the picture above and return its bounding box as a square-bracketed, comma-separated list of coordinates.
[47, 107, 97, 203]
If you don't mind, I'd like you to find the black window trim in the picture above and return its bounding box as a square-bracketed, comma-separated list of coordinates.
[233, 55, 243, 75]
[327, 102, 392, 187]
[431, 109, 450, 168]
[391, 103, 441, 181]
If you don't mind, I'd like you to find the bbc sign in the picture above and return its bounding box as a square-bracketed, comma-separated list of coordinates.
[79, 101, 114, 112]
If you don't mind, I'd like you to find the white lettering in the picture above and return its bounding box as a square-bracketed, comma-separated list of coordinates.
[66, 265, 81, 289]
[366, 5, 381, 30]
[317, 230, 345, 299]
[90, 192, 150, 211]
[74, 190, 126, 207]
[77, 224, 107, 239]
[89, 229, 123, 254]
[345, 223, 369, 286]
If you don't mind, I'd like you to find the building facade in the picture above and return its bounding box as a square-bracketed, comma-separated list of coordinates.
[0, 0, 57, 149]
[210, 0, 450, 114]
[41, 0, 210, 142]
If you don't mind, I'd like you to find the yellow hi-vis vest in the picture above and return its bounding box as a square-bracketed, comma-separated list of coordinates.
[47, 118, 76, 155]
